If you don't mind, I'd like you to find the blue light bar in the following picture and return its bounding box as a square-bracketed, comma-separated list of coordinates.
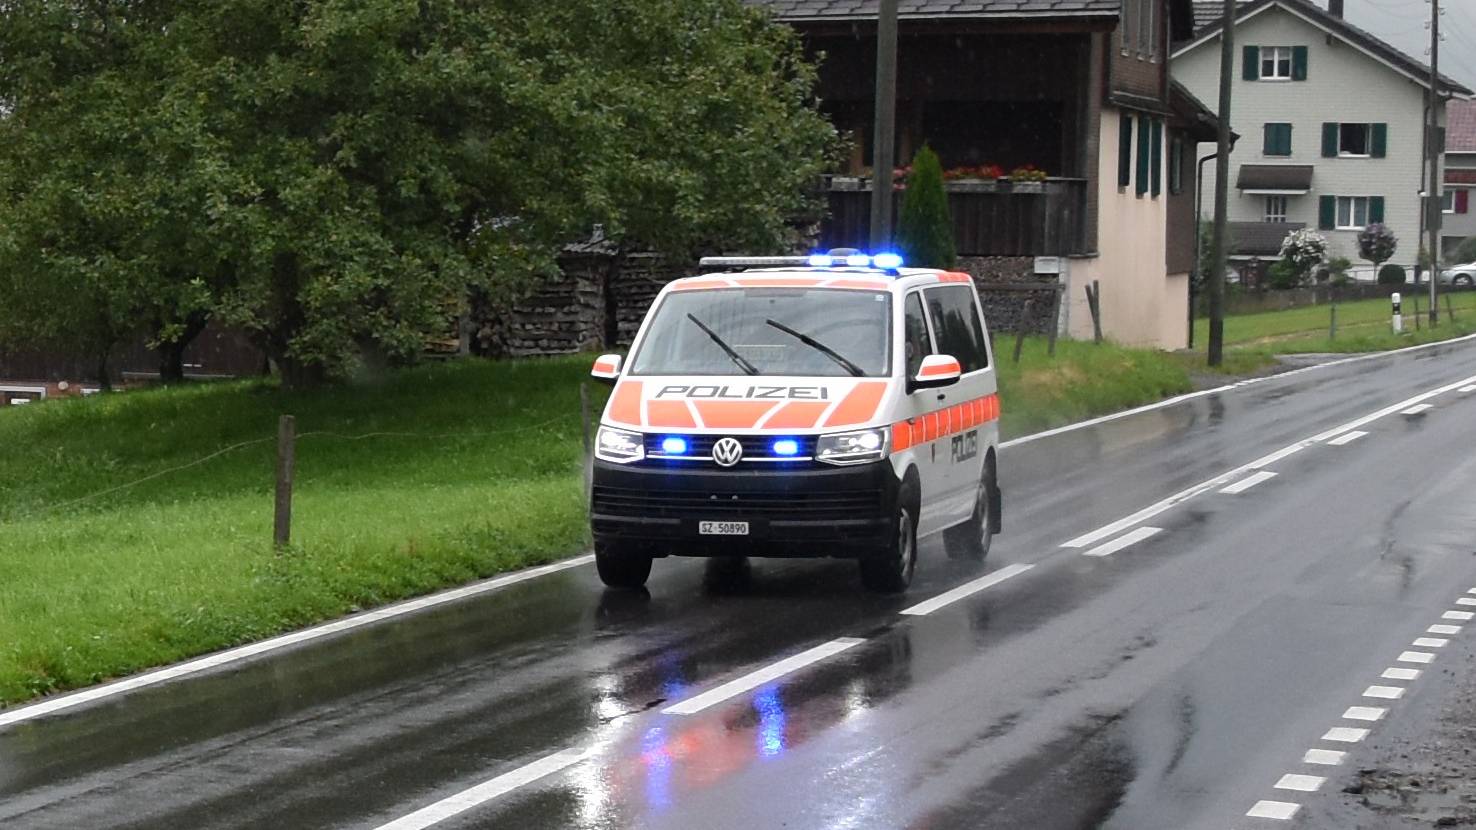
[661, 436, 689, 455]
[807, 254, 834, 268]
[872, 252, 904, 270]
[845, 253, 871, 267]
[771, 438, 800, 457]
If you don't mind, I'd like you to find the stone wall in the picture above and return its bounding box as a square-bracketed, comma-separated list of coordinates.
[957, 255, 1062, 335]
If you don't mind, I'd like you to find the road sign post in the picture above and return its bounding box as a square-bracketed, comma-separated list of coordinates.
[1392, 292, 1403, 334]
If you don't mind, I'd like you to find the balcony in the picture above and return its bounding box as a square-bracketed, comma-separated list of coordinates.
[820, 176, 1090, 258]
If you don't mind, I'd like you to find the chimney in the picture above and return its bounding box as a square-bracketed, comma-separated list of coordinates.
[1328, 0, 1344, 18]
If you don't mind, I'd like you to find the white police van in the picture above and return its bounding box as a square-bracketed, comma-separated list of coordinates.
[588, 250, 1002, 593]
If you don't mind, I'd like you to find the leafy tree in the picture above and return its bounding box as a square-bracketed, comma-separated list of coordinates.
[1357, 223, 1398, 274]
[896, 146, 956, 269]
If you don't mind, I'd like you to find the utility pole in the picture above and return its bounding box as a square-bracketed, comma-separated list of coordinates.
[1427, 0, 1442, 324]
[1207, 0, 1235, 366]
[869, 0, 899, 250]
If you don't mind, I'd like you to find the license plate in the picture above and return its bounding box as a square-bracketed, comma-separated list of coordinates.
[699, 521, 749, 536]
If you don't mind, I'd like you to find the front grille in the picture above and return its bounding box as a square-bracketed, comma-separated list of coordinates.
[592, 485, 882, 521]
[641, 434, 817, 462]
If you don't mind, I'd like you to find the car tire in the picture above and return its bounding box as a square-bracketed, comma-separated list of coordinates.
[859, 502, 917, 593]
[595, 541, 653, 589]
[944, 465, 996, 562]
[1457, 274, 1474, 287]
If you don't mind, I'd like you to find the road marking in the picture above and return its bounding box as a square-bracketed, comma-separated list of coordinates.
[1303, 748, 1346, 765]
[1246, 800, 1301, 820]
[1413, 637, 1449, 648]
[1398, 651, 1436, 664]
[1364, 685, 1406, 700]
[1327, 430, 1368, 446]
[900, 564, 1034, 616]
[1310, 372, 1476, 443]
[1323, 726, 1370, 743]
[1248, 445, 1303, 469]
[1383, 667, 1422, 681]
[1220, 471, 1277, 494]
[1275, 773, 1326, 792]
[1080, 526, 1164, 558]
[0, 554, 597, 730]
[1457, 597, 1476, 607]
[662, 638, 864, 716]
[1443, 610, 1475, 621]
[1429, 624, 1462, 635]
[1401, 403, 1434, 415]
[1343, 706, 1386, 722]
[373, 747, 586, 830]
[1468, 587, 1476, 594]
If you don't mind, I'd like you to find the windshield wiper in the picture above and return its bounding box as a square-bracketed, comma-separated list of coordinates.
[687, 314, 759, 375]
[765, 319, 865, 377]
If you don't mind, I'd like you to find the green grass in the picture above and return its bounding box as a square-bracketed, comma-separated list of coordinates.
[1192, 291, 1476, 354]
[995, 337, 1193, 437]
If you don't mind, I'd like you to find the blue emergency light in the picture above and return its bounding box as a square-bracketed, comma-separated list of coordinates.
[661, 436, 689, 455]
[771, 438, 800, 457]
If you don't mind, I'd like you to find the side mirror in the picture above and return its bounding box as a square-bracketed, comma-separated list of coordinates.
[591, 354, 622, 383]
[913, 354, 962, 389]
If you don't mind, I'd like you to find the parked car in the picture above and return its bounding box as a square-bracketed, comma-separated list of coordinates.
[1439, 263, 1476, 286]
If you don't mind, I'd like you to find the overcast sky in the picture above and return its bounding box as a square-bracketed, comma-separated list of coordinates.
[1339, 0, 1476, 89]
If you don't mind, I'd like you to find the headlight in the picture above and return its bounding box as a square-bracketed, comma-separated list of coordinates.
[815, 428, 889, 466]
[596, 426, 645, 464]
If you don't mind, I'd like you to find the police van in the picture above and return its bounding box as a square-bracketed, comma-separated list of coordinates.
[588, 250, 1002, 593]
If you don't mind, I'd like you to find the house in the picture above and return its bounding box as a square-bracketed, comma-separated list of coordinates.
[1173, 0, 1472, 280]
[1443, 98, 1476, 260]
[745, 0, 1220, 349]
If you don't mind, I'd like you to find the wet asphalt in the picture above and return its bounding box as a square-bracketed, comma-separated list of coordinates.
[5, 339, 1476, 829]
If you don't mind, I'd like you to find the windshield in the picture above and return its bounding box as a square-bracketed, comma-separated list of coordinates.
[628, 288, 892, 377]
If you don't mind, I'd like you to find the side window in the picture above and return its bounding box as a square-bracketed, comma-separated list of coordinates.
[924, 286, 990, 373]
[904, 293, 933, 378]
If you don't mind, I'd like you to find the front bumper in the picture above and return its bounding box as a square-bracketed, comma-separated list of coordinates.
[590, 459, 901, 557]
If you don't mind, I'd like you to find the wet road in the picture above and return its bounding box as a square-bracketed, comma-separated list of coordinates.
[6, 338, 1476, 829]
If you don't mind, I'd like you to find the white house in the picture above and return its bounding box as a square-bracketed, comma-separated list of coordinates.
[1173, 0, 1471, 279]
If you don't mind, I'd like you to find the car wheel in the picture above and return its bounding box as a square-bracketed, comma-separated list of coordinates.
[1456, 274, 1473, 287]
[859, 502, 917, 593]
[595, 540, 653, 589]
[945, 466, 995, 561]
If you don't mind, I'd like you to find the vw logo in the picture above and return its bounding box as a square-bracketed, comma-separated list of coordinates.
[712, 437, 744, 467]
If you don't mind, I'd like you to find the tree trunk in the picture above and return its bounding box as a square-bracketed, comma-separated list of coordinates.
[157, 312, 210, 384]
[96, 350, 113, 392]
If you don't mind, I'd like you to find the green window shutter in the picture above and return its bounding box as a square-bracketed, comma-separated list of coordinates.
[1265, 124, 1292, 156]
[1319, 196, 1336, 230]
[1243, 45, 1260, 81]
[1119, 114, 1133, 188]
[1280, 124, 1293, 156]
[1322, 123, 1339, 157]
[1371, 123, 1388, 158]
[1151, 119, 1163, 196]
[1292, 46, 1309, 80]
[1136, 115, 1150, 196]
[1369, 196, 1385, 224]
[1263, 123, 1276, 155]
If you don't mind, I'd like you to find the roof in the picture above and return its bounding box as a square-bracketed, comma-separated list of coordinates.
[1229, 221, 1302, 257]
[675, 267, 968, 292]
[1169, 79, 1225, 141]
[1236, 164, 1314, 191]
[1175, 0, 1473, 97]
[1448, 99, 1476, 154]
[742, 0, 1121, 23]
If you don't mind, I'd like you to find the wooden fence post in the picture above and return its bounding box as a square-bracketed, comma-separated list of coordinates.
[1329, 304, 1337, 340]
[1086, 281, 1103, 344]
[1445, 292, 1456, 322]
[1047, 286, 1061, 357]
[274, 415, 295, 549]
[1013, 299, 1033, 364]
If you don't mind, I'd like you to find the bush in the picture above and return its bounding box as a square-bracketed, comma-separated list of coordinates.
[896, 145, 956, 269]
[1268, 260, 1302, 289]
[1318, 256, 1353, 286]
[1357, 223, 1399, 269]
[1377, 264, 1407, 285]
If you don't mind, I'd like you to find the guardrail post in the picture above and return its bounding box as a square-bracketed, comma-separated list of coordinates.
[1392, 292, 1402, 334]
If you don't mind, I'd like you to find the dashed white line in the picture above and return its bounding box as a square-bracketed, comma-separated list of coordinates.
[1398, 651, 1436, 664]
[662, 638, 864, 716]
[1413, 637, 1449, 648]
[1326, 430, 1368, 446]
[1429, 624, 1463, 635]
[1323, 726, 1371, 743]
[1364, 685, 1406, 700]
[1401, 403, 1434, 415]
[373, 747, 587, 830]
[1456, 597, 1476, 607]
[900, 564, 1034, 616]
[1220, 471, 1278, 494]
[1275, 773, 1326, 792]
[1080, 526, 1164, 558]
[1246, 800, 1301, 820]
[1248, 445, 1304, 469]
[1303, 748, 1346, 766]
[1383, 667, 1422, 681]
[1443, 610, 1475, 621]
[1461, 385, 1476, 393]
[1343, 706, 1387, 722]
[1310, 372, 1476, 443]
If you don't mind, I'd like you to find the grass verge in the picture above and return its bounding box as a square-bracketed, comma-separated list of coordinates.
[1191, 290, 1476, 357]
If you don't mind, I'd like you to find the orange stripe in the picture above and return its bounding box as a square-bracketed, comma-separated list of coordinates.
[647, 400, 697, 428]
[889, 394, 1003, 454]
[670, 280, 732, 291]
[731, 277, 825, 288]
[893, 421, 913, 452]
[938, 271, 973, 284]
[693, 400, 779, 429]
[824, 279, 891, 290]
[763, 400, 830, 429]
[608, 380, 643, 426]
[919, 361, 959, 378]
[823, 381, 888, 427]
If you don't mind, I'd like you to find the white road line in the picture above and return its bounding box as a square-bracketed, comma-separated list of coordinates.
[1468, 587, 1476, 594]
[1248, 445, 1304, 469]
[1327, 430, 1368, 446]
[900, 564, 1034, 616]
[1383, 667, 1422, 681]
[1323, 726, 1370, 743]
[1343, 706, 1386, 722]
[0, 554, 597, 730]
[1462, 385, 1476, 393]
[1246, 800, 1301, 820]
[662, 638, 864, 716]
[1364, 685, 1406, 700]
[1220, 471, 1277, 494]
[1303, 748, 1346, 765]
[1443, 610, 1475, 621]
[1398, 651, 1436, 664]
[1401, 403, 1434, 415]
[373, 747, 586, 830]
[1080, 526, 1164, 558]
[1428, 624, 1462, 636]
[1413, 637, 1449, 648]
[1310, 373, 1476, 443]
[1456, 597, 1476, 607]
[1275, 773, 1326, 792]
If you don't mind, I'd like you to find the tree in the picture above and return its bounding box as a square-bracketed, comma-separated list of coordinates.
[1357, 223, 1398, 275]
[896, 146, 956, 269]
[1275, 228, 1328, 288]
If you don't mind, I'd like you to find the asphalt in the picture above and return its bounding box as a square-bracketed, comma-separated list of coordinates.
[5, 337, 1476, 829]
